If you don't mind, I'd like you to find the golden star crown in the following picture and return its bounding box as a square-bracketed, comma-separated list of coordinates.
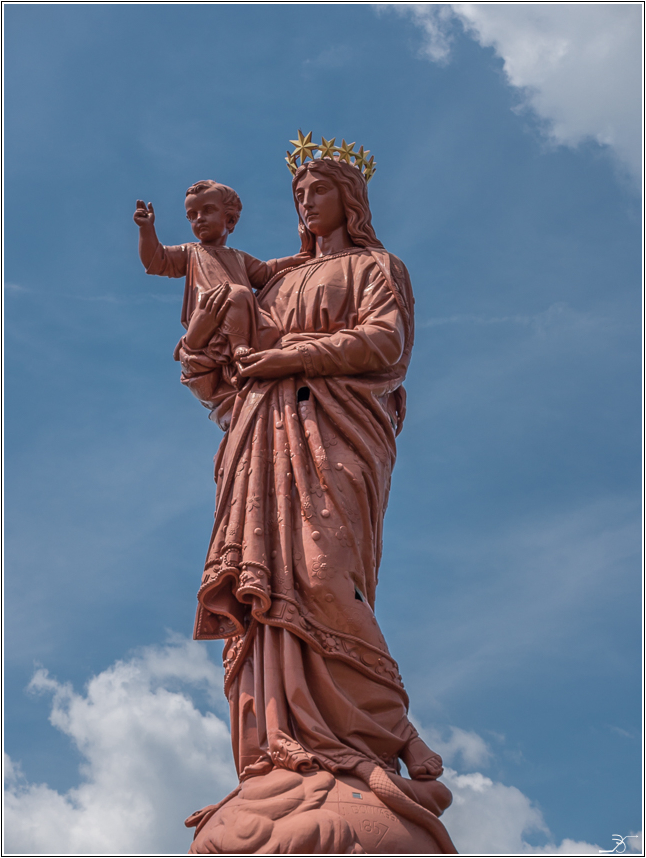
[286, 130, 376, 182]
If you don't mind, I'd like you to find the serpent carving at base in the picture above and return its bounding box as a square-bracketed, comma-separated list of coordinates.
[135, 131, 457, 854]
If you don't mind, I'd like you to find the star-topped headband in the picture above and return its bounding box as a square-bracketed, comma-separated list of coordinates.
[286, 130, 376, 182]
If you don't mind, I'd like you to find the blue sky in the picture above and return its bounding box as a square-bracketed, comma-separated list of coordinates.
[4, 4, 642, 854]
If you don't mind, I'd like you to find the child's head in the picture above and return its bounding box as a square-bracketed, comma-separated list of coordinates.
[185, 180, 243, 245]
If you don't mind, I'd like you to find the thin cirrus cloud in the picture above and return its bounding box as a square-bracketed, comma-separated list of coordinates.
[385, 4, 642, 182]
[417, 302, 619, 331]
[4, 637, 640, 855]
[387, 491, 640, 710]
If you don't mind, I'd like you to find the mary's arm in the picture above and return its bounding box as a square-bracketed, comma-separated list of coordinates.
[240, 273, 405, 379]
[289, 283, 405, 376]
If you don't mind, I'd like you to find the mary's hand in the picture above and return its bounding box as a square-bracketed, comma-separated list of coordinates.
[239, 348, 304, 379]
[184, 283, 230, 350]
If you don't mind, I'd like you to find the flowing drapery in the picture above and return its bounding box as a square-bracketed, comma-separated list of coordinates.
[178, 247, 419, 779]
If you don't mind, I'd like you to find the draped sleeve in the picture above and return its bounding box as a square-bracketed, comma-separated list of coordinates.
[274, 251, 409, 379]
[283, 275, 405, 377]
[145, 243, 190, 278]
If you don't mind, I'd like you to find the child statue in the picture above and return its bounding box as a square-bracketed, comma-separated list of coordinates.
[133, 180, 306, 383]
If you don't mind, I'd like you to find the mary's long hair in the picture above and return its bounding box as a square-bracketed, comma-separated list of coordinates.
[292, 159, 384, 254]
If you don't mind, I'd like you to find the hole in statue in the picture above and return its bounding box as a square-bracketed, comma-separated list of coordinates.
[297, 387, 310, 402]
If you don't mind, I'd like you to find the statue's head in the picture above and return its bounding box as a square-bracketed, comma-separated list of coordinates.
[185, 180, 242, 243]
[292, 160, 383, 254]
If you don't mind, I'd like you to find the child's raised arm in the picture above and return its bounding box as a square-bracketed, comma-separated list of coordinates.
[133, 200, 162, 270]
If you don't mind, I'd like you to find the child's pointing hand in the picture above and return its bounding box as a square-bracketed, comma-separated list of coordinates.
[133, 200, 155, 227]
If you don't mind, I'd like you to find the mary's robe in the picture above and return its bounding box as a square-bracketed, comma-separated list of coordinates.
[178, 246, 419, 779]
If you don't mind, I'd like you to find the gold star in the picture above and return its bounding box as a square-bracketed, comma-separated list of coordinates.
[289, 130, 318, 165]
[319, 136, 337, 159]
[285, 151, 298, 175]
[336, 139, 356, 164]
[364, 156, 376, 182]
[353, 145, 370, 170]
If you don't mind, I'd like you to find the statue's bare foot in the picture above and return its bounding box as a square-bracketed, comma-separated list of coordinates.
[401, 736, 444, 780]
[233, 346, 254, 386]
[233, 345, 254, 360]
[240, 755, 273, 780]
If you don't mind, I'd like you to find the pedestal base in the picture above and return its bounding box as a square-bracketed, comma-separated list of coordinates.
[186, 767, 456, 854]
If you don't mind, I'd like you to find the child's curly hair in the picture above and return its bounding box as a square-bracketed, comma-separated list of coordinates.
[186, 180, 242, 231]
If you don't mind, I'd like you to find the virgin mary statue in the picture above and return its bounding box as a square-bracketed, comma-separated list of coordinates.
[176, 134, 456, 854]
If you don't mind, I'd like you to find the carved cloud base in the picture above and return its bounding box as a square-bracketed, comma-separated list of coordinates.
[186, 767, 456, 854]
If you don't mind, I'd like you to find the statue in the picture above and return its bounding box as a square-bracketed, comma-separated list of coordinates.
[134, 180, 308, 387]
[135, 132, 457, 854]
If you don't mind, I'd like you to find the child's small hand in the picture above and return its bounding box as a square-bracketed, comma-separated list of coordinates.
[134, 200, 155, 227]
[184, 283, 231, 350]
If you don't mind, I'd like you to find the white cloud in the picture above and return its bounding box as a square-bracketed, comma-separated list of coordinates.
[442, 767, 548, 853]
[390, 4, 642, 181]
[394, 3, 458, 62]
[419, 726, 637, 854]
[441, 766, 632, 854]
[4, 637, 236, 855]
[418, 722, 493, 769]
[3, 638, 637, 855]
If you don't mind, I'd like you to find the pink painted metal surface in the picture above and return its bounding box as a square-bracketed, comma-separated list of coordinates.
[136, 148, 457, 853]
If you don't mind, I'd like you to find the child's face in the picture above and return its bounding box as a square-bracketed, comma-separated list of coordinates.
[185, 190, 234, 244]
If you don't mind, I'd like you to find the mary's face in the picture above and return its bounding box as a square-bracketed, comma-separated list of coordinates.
[295, 171, 346, 237]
